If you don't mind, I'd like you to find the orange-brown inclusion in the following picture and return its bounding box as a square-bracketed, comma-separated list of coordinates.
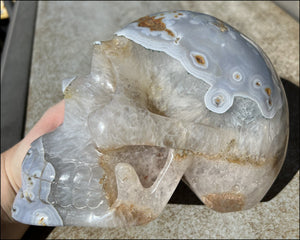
[235, 74, 240, 80]
[137, 16, 175, 37]
[115, 203, 154, 225]
[265, 88, 271, 96]
[268, 99, 272, 105]
[256, 81, 261, 86]
[165, 29, 175, 37]
[215, 98, 221, 106]
[213, 21, 228, 32]
[194, 55, 206, 65]
[202, 192, 245, 213]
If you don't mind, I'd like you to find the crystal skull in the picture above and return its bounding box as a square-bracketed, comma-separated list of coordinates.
[12, 10, 289, 227]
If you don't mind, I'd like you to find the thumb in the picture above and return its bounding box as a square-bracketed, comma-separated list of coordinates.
[23, 100, 65, 146]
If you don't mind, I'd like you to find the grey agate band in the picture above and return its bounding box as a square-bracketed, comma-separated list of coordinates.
[12, 137, 63, 226]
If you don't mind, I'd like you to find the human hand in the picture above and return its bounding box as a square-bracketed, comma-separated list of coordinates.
[1, 100, 65, 239]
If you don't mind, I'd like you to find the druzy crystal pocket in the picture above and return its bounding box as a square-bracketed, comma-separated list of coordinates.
[12, 11, 289, 226]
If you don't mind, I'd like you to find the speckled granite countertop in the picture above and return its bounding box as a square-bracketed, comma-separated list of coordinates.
[24, 1, 299, 239]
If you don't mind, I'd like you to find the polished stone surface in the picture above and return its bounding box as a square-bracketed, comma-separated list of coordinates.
[48, 172, 300, 239]
[23, 1, 299, 239]
[25, 1, 299, 134]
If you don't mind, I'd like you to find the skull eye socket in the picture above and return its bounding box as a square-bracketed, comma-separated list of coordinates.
[146, 97, 168, 117]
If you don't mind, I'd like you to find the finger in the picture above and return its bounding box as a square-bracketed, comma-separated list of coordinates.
[23, 100, 65, 146]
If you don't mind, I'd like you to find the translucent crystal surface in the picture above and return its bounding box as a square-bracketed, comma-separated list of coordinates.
[12, 11, 289, 227]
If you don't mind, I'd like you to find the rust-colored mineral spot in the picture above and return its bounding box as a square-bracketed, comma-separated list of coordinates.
[137, 16, 165, 31]
[214, 97, 221, 106]
[165, 29, 175, 37]
[136, 16, 175, 37]
[202, 192, 245, 212]
[265, 87, 271, 96]
[38, 217, 47, 226]
[115, 202, 154, 225]
[255, 81, 261, 87]
[194, 55, 206, 65]
[178, 13, 183, 16]
[175, 37, 180, 44]
[268, 99, 272, 106]
[174, 149, 192, 161]
[213, 20, 228, 32]
[99, 175, 105, 185]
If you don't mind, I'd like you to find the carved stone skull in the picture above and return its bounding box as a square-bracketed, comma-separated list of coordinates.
[12, 11, 289, 227]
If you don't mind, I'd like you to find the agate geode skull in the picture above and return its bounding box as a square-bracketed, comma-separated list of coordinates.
[12, 11, 289, 227]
